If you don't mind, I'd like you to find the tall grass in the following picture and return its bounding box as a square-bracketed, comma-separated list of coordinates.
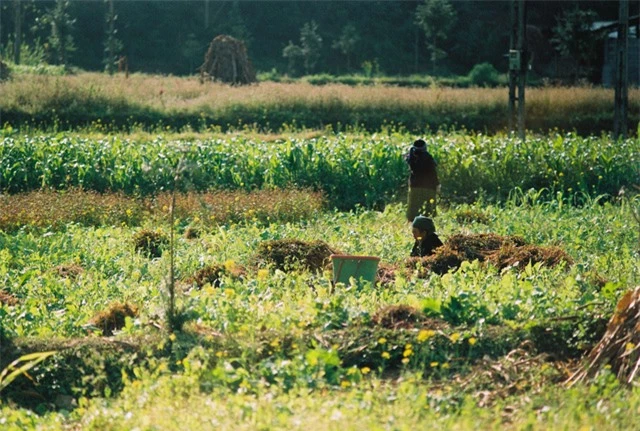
[0, 73, 638, 134]
[0, 131, 637, 209]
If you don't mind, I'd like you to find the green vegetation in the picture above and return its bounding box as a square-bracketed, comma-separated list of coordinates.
[1, 129, 637, 209]
[0, 188, 638, 428]
[1, 74, 639, 134]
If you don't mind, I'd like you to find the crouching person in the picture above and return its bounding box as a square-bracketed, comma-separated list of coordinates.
[410, 215, 443, 257]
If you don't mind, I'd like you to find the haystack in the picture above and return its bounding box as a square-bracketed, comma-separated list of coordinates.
[568, 286, 640, 385]
[89, 302, 139, 336]
[405, 233, 571, 277]
[185, 263, 246, 288]
[0, 60, 10, 81]
[255, 239, 337, 272]
[199, 34, 256, 85]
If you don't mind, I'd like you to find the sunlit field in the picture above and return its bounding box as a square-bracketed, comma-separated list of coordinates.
[1, 73, 638, 133]
[0, 124, 639, 430]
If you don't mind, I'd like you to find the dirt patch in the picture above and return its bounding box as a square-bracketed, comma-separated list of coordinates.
[372, 304, 450, 331]
[89, 302, 139, 336]
[254, 239, 338, 272]
[185, 263, 247, 288]
[0, 290, 18, 306]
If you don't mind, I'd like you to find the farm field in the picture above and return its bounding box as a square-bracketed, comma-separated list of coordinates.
[1, 73, 639, 134]
[1, 128, 640, 430]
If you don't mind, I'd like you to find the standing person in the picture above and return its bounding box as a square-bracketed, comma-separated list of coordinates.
[405, 138, 439, 221]
[410, 215, 443, 257]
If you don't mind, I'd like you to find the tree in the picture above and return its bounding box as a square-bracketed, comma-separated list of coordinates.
[282, 20, 323, 76]
[332, 24, 360, 72]
[103, 0, 122, 74]
[35, 0, 76, 66]
[551, 7, 601, 82]
[300, 20, 322, 74]
[414, 0, 456, 75]
[282, 41, 303, 76]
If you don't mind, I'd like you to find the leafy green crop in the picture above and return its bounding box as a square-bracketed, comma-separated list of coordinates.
[0, 131, 638, 210]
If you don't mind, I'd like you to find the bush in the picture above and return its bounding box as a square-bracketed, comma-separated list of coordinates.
[468, 62, 501, 87]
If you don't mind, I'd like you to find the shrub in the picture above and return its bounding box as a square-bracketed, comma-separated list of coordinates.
[468, 62, 501, 87]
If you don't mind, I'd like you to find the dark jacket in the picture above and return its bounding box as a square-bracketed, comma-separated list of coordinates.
[405, 146, 439, 189]
[410, 233, 444, 257]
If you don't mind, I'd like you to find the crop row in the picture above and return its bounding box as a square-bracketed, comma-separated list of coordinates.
[0, 131, 638, 209]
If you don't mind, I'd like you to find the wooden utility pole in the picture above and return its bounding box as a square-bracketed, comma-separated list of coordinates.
[508, 0, 527, 141]
[613, 0, 629, 140]
[13, 0, 22, 65]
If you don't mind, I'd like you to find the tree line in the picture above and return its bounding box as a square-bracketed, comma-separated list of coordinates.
[0, 0, 631, 83]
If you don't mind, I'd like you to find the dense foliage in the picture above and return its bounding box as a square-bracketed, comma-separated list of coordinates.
[0, 130, 637, 209]
[1, 193, 638, 428]
[0, 0, 628, 82]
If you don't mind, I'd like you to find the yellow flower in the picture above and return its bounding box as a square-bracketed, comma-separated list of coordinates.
[403, 349, 413, 358]
[270, 338, 280, 348]
[169, 333, 176, 341]
[626, 342, 635, 352]
[430, 362, 439, 368]
[378, 337, 387, 345]
[417, 329, 436, 342]
[347, 367, 358, 376]
[468, 337, 477, 346]
[449, 332, 461, 343]
[381, 352, 390, 359]
[340, 380, 351, 388]
[224, 288, 234, 297]
[401, 358, 410, 365]
[257, 269, 269, 280]
[224, 259, 236, 271]
[361, 367, 371, 375]
[442, 362, 450, 369]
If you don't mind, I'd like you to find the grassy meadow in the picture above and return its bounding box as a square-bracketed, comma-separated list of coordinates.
[0, 72, 639, 134]
[0, 72, 640, 429]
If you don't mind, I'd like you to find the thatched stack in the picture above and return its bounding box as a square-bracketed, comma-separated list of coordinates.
[405, 233, 572, 277]
[0, 60, 10, 81]
[199, 35, 256, 85]
[254, 239, 337, 272]
[568, 286, 640, 385]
